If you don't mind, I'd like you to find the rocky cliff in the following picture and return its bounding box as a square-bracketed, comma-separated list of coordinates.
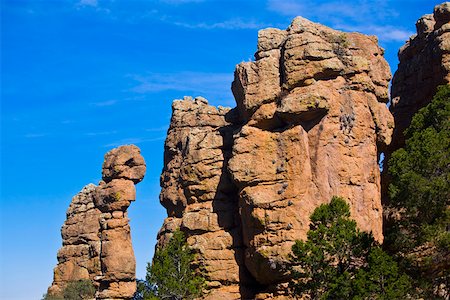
[48, 145, 146, 300]
[157, 17, 393, 299]
[390, 2, 450, 151]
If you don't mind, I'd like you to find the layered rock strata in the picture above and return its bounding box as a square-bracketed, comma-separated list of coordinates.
[390, 2, 450, 150]
[48, 184, 102, 296]
[48, 145, 146, 299]
[157, 17, 393, 299]
[158, 97, 257, 298]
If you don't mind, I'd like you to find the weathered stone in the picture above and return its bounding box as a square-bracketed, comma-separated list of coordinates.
[102, 144, 146, 184]
[383, 3, 450, 297]
[229, 17, 391, 290]
[157, 96, 257, 297]
[156, 16, 392, 299]
[390, 2, 450, 151]
[48, 184, 101, 296]
[94, 179, 136, 212]
[48, 145, 146, 300]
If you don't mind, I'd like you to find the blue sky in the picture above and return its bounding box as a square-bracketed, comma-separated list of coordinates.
[0, 0, 442, 299]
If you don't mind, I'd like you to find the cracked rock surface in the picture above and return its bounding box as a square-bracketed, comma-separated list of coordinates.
[157, 17, 393, 299]
[48, 145, 146, 300]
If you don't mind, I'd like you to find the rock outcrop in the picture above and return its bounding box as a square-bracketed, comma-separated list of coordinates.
[390, 2, 450, 150]
[158, 97, 256, 298]
[48, 145, 146, 300]
[48, 184, 102, 296]
[157, 17, 393, 299]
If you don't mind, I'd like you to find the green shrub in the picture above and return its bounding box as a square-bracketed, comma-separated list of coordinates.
[291, 196, 411, 299]
[43, 280, 95, 300]
[386, 84, 450, 297]
[137, 230, 204, 300]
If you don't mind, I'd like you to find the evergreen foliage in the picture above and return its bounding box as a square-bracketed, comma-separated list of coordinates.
[42, 280, 96, 300]
[135, 230, 204, 300]
[291, 196, 411, 299]
[386, 84, 450, 297]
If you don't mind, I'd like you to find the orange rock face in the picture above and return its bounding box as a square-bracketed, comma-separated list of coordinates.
[158, 96, 257, 298]
[157, 17, 393, 299]
[48, 145, 146, 300]
[48, 184, 102, 296]
[229, 17, 392, 290]
[390, 2, 450, 150]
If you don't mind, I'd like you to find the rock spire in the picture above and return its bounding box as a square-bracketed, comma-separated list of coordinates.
[48, 145, 146, 300]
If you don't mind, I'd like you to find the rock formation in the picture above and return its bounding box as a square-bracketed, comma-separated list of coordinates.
[158, 97, 256, 298]
[390, 2, 450, 151]
[48, 184, 102, 297]
[384, 3, 450, 297]
[157, 17, 393, 299]
[48, 145, 146, 299]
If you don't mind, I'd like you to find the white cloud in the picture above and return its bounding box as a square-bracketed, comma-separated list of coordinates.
[91, 100, 118, 107]
[130, 72, 232, 93]
[267, 0, 305, 16]
[171, 18, 272, 30]
[160, 0, 204, 4]
[145, 126, 169, 132]
[104, 136, 166, 148]
[85, 131, 117, 136]
[128, 71, 234, 104]
[24, 133, 47, 138]
[78, 0, 98, 7]
[336, 24, 413, 42]
[267, 0, 399, 24]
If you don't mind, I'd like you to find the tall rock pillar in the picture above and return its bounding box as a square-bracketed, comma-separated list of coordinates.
[48, 145, 146, 300]
[94, 145, 146, 299]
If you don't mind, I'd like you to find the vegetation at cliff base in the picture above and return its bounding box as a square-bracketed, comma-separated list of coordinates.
[134, 230, 204, 300]
[291, 196, 411, 299]
[386, 84, 450, 298]
[42, 280, 96, 300]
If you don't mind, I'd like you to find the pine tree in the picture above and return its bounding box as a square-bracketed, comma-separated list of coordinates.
[144, 230, 204, 300]
[291, 196, 411, 299]
[386, 84, 450, 298]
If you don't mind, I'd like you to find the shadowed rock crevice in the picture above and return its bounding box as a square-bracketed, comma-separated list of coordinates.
[157, 97, 256, 299]
[382, 2, 450, 208]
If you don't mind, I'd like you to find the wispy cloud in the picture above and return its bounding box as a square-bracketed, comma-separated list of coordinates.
[160, 0, 205, 4]
[145, 126, 169, 132]
[336, 24, 413, 42]
[267, 0, 409, 43]
[129, 71, 234, 103]
[85, 130, 117, 136]
[171, 18, 272, 30]
[90, 100, 118, 107]
[267, 0, 305, 16]
[24, 133, 47, 138]
[77, 0, 98, 8]
[104, 136, 166, 148]
[267, 0, 397, 21]
[75, 0, 111, 13]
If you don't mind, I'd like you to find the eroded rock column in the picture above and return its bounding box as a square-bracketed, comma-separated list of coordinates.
[157, 97, 257, 299]
[48, 145, 145, 300]
[94, 145, 146, 299]
[48, 184, 102, 296]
